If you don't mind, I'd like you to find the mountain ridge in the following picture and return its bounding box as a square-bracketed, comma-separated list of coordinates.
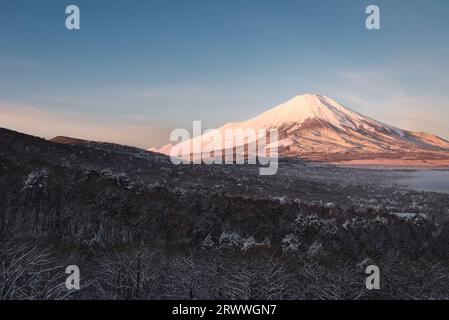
[153, 93, 449, 164]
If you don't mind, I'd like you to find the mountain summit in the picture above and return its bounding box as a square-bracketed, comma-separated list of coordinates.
[219, 93, 400, 132]
[154, 94, 449, 164]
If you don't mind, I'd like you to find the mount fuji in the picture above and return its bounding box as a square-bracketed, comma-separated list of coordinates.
[152, 94, 449, 164]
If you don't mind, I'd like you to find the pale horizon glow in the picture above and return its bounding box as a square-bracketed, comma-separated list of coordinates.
[1, 0, 449, 148]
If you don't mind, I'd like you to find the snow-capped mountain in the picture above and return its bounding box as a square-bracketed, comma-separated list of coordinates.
[153, 94, 449, 163]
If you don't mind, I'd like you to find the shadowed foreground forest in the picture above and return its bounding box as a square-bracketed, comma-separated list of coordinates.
[2, 127, 449, 300]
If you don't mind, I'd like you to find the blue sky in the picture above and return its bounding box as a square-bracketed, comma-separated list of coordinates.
[1, 0, 449, 147]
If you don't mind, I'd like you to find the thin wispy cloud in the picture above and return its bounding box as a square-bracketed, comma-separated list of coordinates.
[333, 68, 449, 139]
[0, 100, 172, 148]
[1, 0, 449, 146]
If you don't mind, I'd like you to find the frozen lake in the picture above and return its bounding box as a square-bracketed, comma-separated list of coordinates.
[398, 170, 449, 194]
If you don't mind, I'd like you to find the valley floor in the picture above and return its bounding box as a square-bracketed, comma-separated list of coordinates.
[333, 158, 449, 167]
[2, 127, 449, 300]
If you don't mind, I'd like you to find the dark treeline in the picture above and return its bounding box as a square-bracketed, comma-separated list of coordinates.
[1, 127, 449, 300]
[1, 164, 449, 299]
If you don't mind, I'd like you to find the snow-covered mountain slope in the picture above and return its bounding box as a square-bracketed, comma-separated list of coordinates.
[152, 94, 449, 162]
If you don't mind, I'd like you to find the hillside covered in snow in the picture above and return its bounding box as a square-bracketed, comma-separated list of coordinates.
[154, 94, 449, 164]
